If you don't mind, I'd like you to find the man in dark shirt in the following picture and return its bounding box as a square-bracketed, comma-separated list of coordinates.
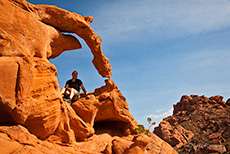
[61, 71, 88, 102]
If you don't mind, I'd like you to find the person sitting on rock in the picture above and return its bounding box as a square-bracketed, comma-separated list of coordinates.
[61, 70, 89, 103]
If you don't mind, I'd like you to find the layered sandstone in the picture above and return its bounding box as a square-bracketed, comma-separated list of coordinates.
[0, 0, 178, 153]
[154, 95, 230, 154]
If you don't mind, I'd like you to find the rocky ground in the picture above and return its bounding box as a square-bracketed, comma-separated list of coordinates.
[154, 95, 230, 154]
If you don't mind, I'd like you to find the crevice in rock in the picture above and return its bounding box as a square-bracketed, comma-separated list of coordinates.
[0, 99, 16, 126]
[93, 121, 128, 137]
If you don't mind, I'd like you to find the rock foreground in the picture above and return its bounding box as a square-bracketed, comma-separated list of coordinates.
[0, 0, 177, 153]
[154, 95, 230, 154]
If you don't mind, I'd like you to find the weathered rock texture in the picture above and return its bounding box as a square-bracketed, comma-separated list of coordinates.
[154, 95, 230, 154]
[0, 0, 178, 153]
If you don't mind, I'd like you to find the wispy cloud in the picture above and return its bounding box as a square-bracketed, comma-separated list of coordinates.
[147, 108, 173, 120]
[147, 108, 173, 125]
[156, 108, 165, 113]
[93, 0, 230, 43]
[175, 49, 230, 71]
[140, 108, 173, 130]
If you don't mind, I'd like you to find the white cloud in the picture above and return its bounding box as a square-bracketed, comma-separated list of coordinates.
[156, 108, 165, 113]
[148, 108, 173, 120]
[138, 108, 173, 131]
[93, 0, 230, 43]
[146, 108, 173, 127]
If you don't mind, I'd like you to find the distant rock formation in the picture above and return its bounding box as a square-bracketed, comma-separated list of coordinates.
[154, 95, 230, 154]
[0, 0, 177, 153]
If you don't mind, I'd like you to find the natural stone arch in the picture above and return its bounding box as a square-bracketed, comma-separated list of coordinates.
[21, 0, 112, 78]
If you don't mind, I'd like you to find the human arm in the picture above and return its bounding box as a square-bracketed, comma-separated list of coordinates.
[64, 83, 72, 92]
[80, 84, 88, 96]
[65, 83, 69, 89]
[81, 84, 90, 99]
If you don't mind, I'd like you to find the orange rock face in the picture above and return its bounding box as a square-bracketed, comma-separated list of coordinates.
[0, 0, 178, 153]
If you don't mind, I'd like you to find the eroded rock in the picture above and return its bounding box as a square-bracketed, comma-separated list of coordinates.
[154, 95, 230, 153]
[0, 0, 178, 153]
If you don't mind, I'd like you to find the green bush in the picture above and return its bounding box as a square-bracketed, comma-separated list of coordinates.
[135, 117, 156, 137]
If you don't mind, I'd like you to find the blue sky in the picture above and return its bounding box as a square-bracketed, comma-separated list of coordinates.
[28, 0, 230, 129]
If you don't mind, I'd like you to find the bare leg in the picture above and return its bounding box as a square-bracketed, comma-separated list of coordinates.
[69, 88, 78, 100]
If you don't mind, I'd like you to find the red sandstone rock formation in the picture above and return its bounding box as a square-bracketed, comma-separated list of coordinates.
[154, 95, 230, 154]
[0, 0, 178, 153]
